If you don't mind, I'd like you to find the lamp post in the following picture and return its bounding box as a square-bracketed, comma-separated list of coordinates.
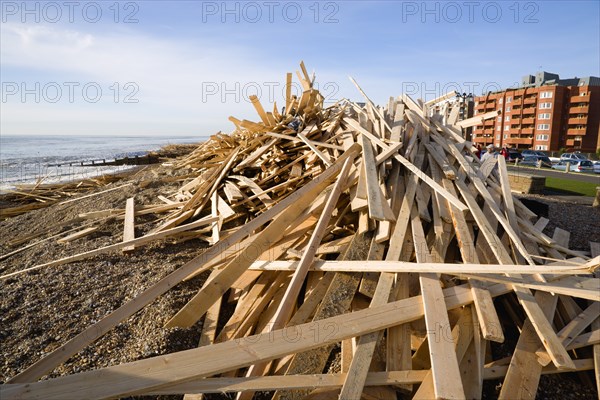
[456, 92, 474, 140]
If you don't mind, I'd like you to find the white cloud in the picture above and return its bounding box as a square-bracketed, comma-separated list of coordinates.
[0, 23, 310, 135]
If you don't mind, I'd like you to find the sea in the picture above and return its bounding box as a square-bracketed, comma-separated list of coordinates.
[0, 135, 206, 192]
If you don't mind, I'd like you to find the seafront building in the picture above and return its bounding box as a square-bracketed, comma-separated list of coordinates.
[472, 72, 600, 153]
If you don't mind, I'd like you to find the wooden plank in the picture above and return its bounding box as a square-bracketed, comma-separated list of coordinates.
[249, 94, 270, 125]
[411, 204, 465, 399]
[359, 134, 394, 221]
[285, 72, 292, 113]
[2, 283, 515, 399]
[245, 260, 591, 275]
[297, 132, 332, 167]
[499, 292, 558, 400]
[122, 197, 136, 252]
[455, 109, 501, 129]
[56, 226, 98, 244]
[85, 360, 593, 395]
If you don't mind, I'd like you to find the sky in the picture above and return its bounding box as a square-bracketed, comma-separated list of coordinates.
[1, 0, 599, 136]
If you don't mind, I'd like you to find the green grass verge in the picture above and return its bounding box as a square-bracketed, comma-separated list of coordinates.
[544, 176, 599, 197]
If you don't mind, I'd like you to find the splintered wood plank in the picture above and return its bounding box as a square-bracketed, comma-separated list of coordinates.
[3, 283, 516, 399]
[411, 204, 465, 399]
[56, 226, 99, 244]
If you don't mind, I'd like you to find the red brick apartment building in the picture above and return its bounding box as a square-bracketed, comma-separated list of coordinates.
[472, 73, 600, 153]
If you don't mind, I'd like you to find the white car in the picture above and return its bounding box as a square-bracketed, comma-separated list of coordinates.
[560, 152, 588, 162]
[594, 161, 600, 174]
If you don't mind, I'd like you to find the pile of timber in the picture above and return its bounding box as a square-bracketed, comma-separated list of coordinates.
[0, 172, 132, 220]
[2, 62, 600, 400]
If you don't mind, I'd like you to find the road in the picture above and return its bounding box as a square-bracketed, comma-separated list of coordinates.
[506, 165, 600, 184]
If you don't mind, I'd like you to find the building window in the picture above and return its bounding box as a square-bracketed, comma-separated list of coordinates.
[503, 134, 508, 139]
[506, 96, 512, 103]
[537, 124, 550, 130]
[538, 113, 551, 120]
[506, 106, 511, 112]
[539, 102, 552, 109]
[505, 116, 510, 121]
[497, 116, 501, 121]
[504, 126, 509, 131]
[499, 98, 503, 104]
[497, 126, 501, 131]
[535, 145, 548, 150]
[540, 91, 553, 98]
[536, 134, 549, 141]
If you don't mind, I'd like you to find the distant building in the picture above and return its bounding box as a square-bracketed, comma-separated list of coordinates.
[472, 72, 600, 152]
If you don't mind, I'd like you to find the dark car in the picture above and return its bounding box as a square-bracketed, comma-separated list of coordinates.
[508, 150, 522, 161]
[521, 150, 547, 157]
[519, 155, 552, 168]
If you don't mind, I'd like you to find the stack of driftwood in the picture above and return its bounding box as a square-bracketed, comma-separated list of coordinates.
[2, 63, 600, 400]
[0, 173, 132, 220]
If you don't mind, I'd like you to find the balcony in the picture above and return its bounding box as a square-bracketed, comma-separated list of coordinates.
[524, 97, 537, 105]
[567, 128, 586, 136]
[569, 105, 589, 114]
[571, 93, 590, 102]
[506, 137, 533, 145]
[522, 117, 535, 124]
[513, 97, 523, 105]
[521, 128, 534, 134]
[522, 107, 536, 115]
[568, 117, 587, 125]
[565, 139, 582, 147]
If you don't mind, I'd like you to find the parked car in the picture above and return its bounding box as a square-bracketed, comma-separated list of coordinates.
[560, 152, 588, 162]
[593, 161, 600, 174]
[522, 150, 547, 157]
[551, 160, 594, 173]
[519, 155, 552, 168]
[508, 150, 522, 161]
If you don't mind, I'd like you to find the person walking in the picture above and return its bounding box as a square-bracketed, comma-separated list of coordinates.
[481, 144, 495, 162]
